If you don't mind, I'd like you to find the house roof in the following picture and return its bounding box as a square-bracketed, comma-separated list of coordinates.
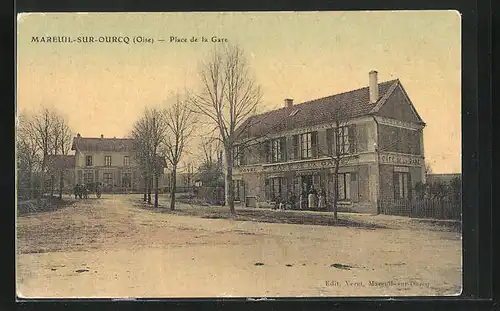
[71, 136, 134, 152]
[48, 155, 75, 169]
[236, 79, 413, 139]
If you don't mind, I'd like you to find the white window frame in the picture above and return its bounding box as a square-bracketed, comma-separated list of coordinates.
[233, 146, 241, 166]
[271, 138, 283, 162]
[85, 155, 93, 167]
[333, 126, 350, 155]
[104, 155, 112, 167]
[300, 132, 312, 159]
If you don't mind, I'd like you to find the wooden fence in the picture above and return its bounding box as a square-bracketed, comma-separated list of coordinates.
[377, 198, 461, 220]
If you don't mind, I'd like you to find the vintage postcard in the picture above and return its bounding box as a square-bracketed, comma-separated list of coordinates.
[16, 11, 462, 298]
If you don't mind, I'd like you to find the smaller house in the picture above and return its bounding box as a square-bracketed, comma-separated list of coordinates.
[47, 154, 76, 193]
[71, 133, 167, 193]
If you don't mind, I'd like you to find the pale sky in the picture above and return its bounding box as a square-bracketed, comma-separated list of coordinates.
[16, 11, 461, 173]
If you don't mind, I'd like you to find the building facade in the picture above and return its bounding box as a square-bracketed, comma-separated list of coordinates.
[71, 134, 165, 193]
[232, 71, 426, 213]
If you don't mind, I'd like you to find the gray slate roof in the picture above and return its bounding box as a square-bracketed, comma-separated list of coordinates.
[237, 79, 399, 139]
[71, 137, 134, 152]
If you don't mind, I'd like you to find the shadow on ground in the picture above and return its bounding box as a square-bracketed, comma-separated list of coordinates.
[17, 198, 77, 216]
[134, 202, 388, 230]
[410, 218, 462, 233]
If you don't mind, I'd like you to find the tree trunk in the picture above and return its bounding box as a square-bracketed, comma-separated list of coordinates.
[143, 174, 147, 202]
[40, 157, 46, 197]
[28, 169, 33, 200]
[147, 175, 152, 204]
[154, 170, 159, 208]
[224, 149, 235, 214]
[58, 170, 64, 199]
[170, 167, 177, 210]
[333, 161, 340, 221]
[50, 174, 55, 198]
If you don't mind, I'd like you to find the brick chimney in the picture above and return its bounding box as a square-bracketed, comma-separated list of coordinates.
[284, 98, 294, 108]
[369, 70, 379, 104]
[100, 134, 104, 139]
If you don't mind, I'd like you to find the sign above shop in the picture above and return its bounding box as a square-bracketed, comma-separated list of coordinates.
[379, 153, 423, 166]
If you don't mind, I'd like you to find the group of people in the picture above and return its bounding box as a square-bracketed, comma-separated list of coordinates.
[300, 186, 327, 210]
[73, 182, 102, 199]
[273, 185, 328, 211]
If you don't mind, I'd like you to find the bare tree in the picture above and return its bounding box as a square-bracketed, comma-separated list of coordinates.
[30, 108, 58, 196]
[17, 108, 73, 200]
[161, 93, 196, 211]
[197, 131, 222, 168]
[131, 107, 167, 207]
[54, 116, 73, 199]
[191, 45, 262, 214]
[317, 104, 360, 221]
[17, 113, 41, 200]
[131, 120, 150, 203]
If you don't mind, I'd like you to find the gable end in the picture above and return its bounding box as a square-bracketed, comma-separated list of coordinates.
[375, 83, 424, 124]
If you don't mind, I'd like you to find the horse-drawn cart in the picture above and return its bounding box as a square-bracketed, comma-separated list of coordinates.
[74, 182, 102, 199]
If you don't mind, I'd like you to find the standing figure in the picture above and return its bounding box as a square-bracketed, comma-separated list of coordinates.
[74, 184, 79, 199]
[300, 188, 308, 210]
[96, 182, 102, 198]
[83, 184, 89, 199]
[318, 187, 327, 210]
[308, 185, 317, 210]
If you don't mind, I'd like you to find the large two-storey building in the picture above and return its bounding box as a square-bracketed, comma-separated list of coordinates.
[232, 71, 426, 213]
[70, 134, 166, 193]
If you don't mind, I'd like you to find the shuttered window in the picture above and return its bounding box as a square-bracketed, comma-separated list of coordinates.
[104, 156, 112, 167]
[331, 125, 356, 155]
[270, 137, 286, 162]
[293, 135, 299, 160]
[311, 131, 318, 158]
[337, 173, 351, 200]
[300, 132, 313, 159]
[233, 145, 241, 166]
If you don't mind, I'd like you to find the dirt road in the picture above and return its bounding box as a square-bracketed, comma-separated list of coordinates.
[16, 194, 462, 298]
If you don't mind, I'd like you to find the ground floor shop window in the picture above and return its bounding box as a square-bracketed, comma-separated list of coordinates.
[266, 177, 285, 202]
[394, 172, 410, 199]
[84, 171, 93, 184]
[336, 172, 351, 201]
[103, 172, 113, 186]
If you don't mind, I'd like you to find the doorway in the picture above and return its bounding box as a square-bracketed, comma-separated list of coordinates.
[301, 175, 313, 192]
